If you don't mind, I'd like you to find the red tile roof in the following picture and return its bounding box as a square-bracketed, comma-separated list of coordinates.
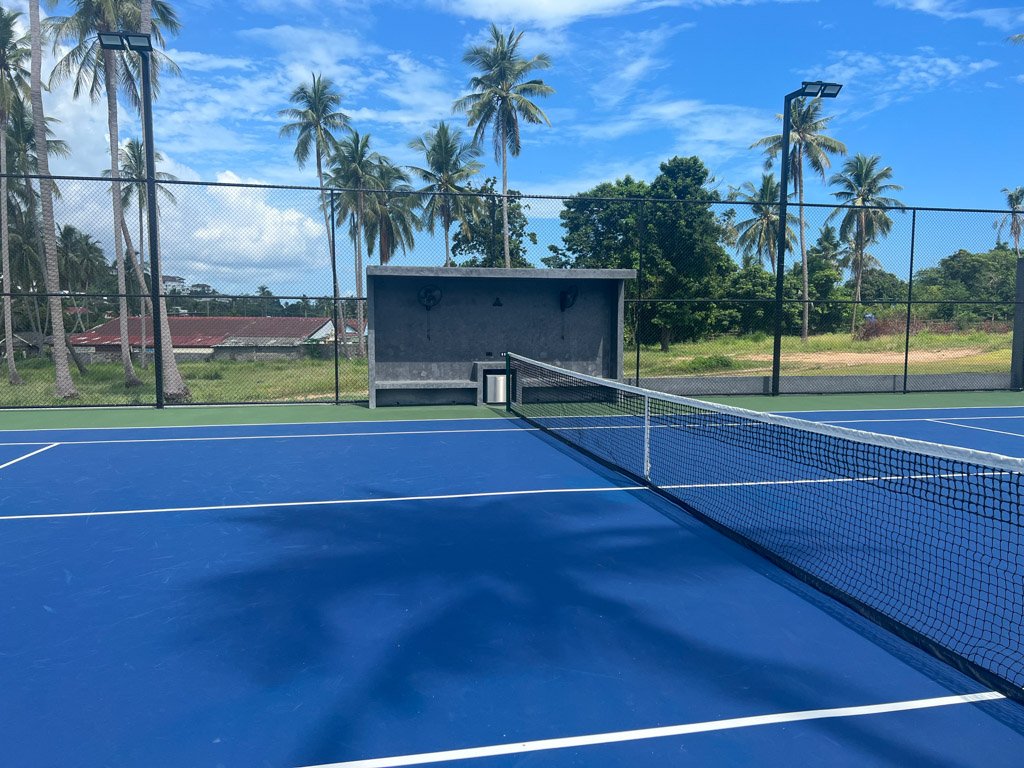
[71, 316, 332, 348]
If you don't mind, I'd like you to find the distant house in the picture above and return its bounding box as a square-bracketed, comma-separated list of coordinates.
[162, 275, 187, 293]
[70, 316, 334, 362]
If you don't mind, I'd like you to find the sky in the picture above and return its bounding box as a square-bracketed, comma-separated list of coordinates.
[8, 0, 1024, 295]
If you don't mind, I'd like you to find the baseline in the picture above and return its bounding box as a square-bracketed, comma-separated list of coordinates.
[305, 692, 1005, 768]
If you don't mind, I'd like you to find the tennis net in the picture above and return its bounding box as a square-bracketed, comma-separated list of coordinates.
[506, 353, 1024, 701]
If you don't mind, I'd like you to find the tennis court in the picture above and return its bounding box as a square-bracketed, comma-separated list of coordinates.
[2, 362, 1024, 767]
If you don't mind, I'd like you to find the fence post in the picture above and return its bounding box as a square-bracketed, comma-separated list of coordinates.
[635, 199, 645, 386]
[1012, 256, 1024, 390]
[330, 189, 340, 405]
[902, 209, 917, 394]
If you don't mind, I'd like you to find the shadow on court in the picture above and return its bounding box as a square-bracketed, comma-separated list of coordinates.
[180, 489, 990, 768]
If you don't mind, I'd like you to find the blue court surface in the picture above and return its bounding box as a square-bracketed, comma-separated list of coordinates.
[2, 406, 1024, 767]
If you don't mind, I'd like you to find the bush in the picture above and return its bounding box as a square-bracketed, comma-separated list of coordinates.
[686, 355, 737, 372]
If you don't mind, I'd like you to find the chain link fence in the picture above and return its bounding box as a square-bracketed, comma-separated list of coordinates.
[1, 174, 1021, 407]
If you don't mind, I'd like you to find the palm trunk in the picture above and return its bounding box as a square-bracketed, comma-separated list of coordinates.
[1, 120, 23, 385]
[443, 214, 451, 268]
[103, 54, 142, 387]
[355, 197, 366, 357]
[500, 131, 510, 268]
[30, 0, 77, 398]
[119, 212, 152, 360]
[797, 162, 809, 342]
[851, 211, 866, 335]
[316, 156, 349, 362]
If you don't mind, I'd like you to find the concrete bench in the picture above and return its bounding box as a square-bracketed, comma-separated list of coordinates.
[370, 362, 510, 407]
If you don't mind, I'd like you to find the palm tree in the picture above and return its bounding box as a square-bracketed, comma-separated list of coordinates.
[408, 121, 482, 267]
[364, 158, 419, 266]
[0, 8, 28, 385]
[29, 0, 76, 397]
[999, 187, 1024, 259]
[5, 96, 69, 342]
[828, 154, 905, 333]
[56, 224, 105, 331]
[49, 0, 180, 389]
[328, 130, 380, 356]
[104, 138, 177, 367]
[752, 97, 846, 341]
[729, 174, 797, 272]
[453, 24, 553, 268]
[278, 73, 349, 356]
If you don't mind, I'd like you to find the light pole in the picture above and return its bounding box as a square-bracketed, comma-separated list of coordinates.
[770, 80, 843, 396]
[98, 31, 165, 406]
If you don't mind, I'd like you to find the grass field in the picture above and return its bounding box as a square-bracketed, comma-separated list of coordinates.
[630, 330, 1013, 378]
[0, 357, 369, 406]
[0, 329, 1013, 407]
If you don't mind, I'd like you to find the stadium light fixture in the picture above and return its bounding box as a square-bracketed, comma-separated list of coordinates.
[800, 80, 843, 99]
[124, 33, 153, 52]
[770, 80, 843, 395]
[97, 32, 125, 50]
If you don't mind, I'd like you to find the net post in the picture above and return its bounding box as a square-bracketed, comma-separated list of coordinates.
[643, 394, 651, 480]
[504, 352, 512, 412]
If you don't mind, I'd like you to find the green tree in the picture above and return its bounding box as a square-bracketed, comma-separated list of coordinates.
[103, 138, 177, 367]
[364, 158, 419, 266]
[452, 177, 535, 268]
[645, 156, 737, 349]
[753, 97, 846, 341]
[278, 73, 348, 275]
[0, 8, 28, 384]
[278, 73, 350, 359]
[328, 129, 380, 356]
[828, 154, 905, 333]
[803, 224, 849, 333]
[728, 173, 797, 272]
[543, 176, 649, 305]
[408, 121, 483, 267]
[915, 246, 1016, 324]
[454, 24, 553, 268]
[998, 186, 1023, 259]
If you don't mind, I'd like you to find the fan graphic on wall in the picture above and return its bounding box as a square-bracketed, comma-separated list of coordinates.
[417, 285, 443, 311]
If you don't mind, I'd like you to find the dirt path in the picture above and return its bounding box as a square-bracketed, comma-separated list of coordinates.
[743, 348, 985, 365]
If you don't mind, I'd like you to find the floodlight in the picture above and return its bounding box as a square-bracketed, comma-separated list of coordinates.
[124, 33, 153, 52]
[800, 80, 843, 98]
[98, 32, 125, 50]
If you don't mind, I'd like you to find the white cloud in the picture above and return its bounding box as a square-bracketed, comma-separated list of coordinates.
[434, 0, 813, 28]
[878, 1, 1024, 31]
[589, 24, 692, 107]
[164, 49, 252, 72]
[807, 49, 999, 114]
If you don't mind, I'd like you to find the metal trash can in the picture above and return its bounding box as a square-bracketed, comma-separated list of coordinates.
[484, 373, 506, 404]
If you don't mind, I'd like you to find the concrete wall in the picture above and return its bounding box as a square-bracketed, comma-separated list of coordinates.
[635, 372, 1014, 397]
[368, 267, 635, 406]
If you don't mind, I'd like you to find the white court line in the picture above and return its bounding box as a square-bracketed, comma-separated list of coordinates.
[300, 691, 1005, 768]
[928, 419, 1024, 440]
[4, 467, 1008, 523]
[0, 485, 647, 522]
[819, 415, 1024, 425]
[0, 422, 676, 448]
[0, 414, 506, 434]
[0, 426, 539, 448]
[0, 443, 59, 471]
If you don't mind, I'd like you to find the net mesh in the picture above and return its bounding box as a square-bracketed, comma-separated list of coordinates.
[507, 354, 1024, 700]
